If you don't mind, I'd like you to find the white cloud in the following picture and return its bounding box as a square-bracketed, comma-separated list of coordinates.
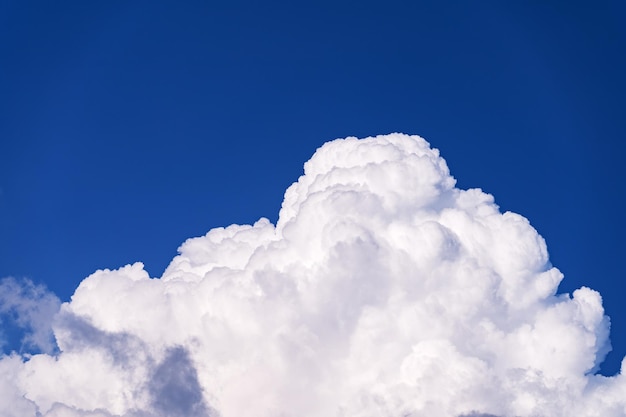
[0, 277, 61, 354]
[1, 133, 624, 417]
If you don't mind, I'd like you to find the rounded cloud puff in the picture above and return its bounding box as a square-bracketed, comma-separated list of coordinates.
[1, 134, 624, 417]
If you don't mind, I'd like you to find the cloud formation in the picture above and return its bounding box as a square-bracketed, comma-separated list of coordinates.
[1, 134, 625, 417]
[0, 277, 60, 354]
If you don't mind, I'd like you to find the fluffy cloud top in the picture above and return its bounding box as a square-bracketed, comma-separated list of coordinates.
[1, 134, 625, 417]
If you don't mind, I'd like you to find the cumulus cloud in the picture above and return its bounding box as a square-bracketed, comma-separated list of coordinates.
[1, 133, 625, 417]
[0, 277, 61, 354]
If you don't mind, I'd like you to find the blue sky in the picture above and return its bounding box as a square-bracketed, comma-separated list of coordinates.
[1, 0, 625, 376]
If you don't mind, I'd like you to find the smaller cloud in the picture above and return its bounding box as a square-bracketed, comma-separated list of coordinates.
[0, 277, 61, 354]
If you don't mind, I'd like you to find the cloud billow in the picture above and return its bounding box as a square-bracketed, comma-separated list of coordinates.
[0, 134, 624, 417]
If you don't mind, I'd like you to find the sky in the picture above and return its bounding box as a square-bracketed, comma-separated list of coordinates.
[1, 1, 625, 416]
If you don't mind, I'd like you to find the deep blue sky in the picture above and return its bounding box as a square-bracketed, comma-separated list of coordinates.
[1, 1, 625, 374]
